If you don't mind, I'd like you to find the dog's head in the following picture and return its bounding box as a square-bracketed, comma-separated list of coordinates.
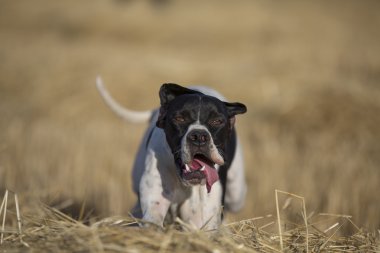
[156, 84, 247, 192]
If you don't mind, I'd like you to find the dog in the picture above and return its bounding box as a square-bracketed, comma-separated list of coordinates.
[96, 77, 247, 229]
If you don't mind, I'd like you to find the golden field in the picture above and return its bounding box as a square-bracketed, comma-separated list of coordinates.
[0, 0, 379, 251]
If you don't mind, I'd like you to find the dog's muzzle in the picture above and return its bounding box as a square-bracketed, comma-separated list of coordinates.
[177, 128, 224, 193]
[187, 129, 210, 147]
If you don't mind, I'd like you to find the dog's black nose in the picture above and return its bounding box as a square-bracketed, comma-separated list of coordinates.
[187, 130, 210, 146]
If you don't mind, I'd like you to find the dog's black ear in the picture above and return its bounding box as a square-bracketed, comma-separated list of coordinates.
[156, 83, 201, 128]
[224, 102, 247, 117]
[158, 83, 201, 106]
[224, 102, 247, 129]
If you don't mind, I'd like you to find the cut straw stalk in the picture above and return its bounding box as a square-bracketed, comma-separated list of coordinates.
[275, 190, 282, 251]
[0, 190, 8, 244]
[0, 190, 27, 246]
[275, 190, 309, 253]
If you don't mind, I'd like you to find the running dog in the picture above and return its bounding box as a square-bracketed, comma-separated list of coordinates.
[96, 77, 247, 229]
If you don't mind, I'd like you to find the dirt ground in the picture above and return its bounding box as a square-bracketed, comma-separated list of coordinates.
[1, 0, 379, 232]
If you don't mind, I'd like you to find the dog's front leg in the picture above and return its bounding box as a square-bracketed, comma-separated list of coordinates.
[139, 162, 171, 227]
[224, 139, 247, 212]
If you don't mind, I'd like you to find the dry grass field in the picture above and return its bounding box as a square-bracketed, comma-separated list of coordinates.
[1, 0, 380, 251]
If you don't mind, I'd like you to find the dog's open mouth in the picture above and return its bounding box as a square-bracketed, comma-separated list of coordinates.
[179, 154, 219, 193]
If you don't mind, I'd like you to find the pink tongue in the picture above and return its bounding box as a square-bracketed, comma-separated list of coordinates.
[190, 159, 219, 193]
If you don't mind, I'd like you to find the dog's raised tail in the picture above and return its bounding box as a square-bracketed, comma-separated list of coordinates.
[96, 76, 152, 123]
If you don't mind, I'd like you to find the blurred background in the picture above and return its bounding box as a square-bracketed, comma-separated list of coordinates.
[0, 0, 379, 231]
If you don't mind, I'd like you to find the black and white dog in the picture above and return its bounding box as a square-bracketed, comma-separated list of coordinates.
[96, 77, 247, 229]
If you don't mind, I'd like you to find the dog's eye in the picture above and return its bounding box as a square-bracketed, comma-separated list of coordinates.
[173, 116, 186, 123]
[209, 119, 223, 126]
